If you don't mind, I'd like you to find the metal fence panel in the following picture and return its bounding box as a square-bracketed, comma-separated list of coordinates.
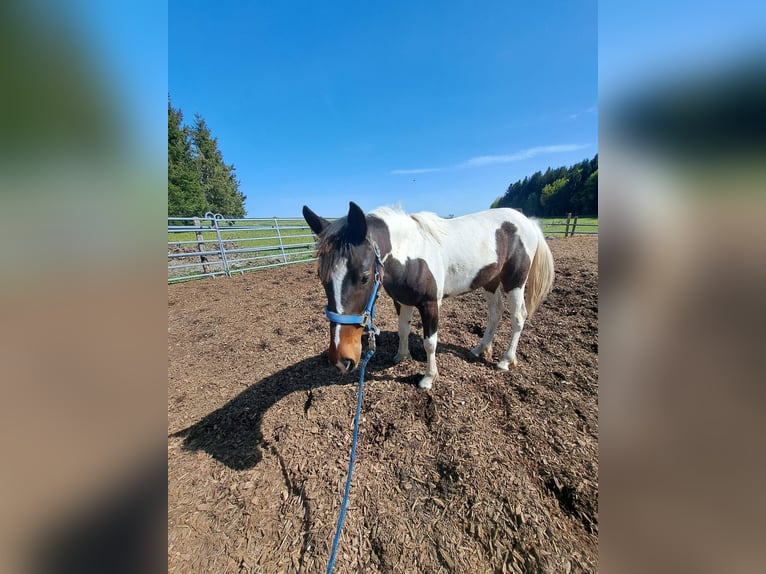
[168, 213, 319, 283]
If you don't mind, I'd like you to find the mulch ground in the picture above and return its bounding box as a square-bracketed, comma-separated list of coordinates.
[168, 235, 598, 573]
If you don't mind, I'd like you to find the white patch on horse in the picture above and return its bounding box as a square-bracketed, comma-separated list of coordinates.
[370, 206, 446, 279]
[330, 259, 347, 348]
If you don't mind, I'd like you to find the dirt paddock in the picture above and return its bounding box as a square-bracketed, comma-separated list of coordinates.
[168, 235, 598, 573]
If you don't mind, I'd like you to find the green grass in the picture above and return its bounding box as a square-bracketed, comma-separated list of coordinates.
[540, 216, 598, 237]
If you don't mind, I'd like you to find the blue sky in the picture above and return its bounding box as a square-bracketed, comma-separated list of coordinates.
[170, 1, 597, 217]
[599, 2, 766, 101]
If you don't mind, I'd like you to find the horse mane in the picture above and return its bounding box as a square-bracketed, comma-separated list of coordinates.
[370, 205, 447, 244]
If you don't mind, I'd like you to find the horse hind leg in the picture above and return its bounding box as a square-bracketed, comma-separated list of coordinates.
[497, 286, 528, 371]
[393, 303, 414, 364]
[470, 287, 505, 361]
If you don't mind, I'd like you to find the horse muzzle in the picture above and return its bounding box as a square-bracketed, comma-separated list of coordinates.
[328, 324, 363, 373]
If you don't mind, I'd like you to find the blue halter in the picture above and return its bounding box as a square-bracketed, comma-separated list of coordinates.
[324, 242, 383, 334]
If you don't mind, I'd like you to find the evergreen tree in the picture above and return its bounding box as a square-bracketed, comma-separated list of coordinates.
[540, 177, 569, 216]
[168, 100, 206, 217]
[190, 115, 246, 218]
[573, 169, 598, 215]
[522, 171, 544, 215]
[492, 155, 598, 216]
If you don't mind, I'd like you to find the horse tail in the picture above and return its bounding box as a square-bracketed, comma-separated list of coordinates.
[525, 222, 555, 317]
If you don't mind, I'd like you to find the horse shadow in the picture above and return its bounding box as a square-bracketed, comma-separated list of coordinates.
[171, 331, 421, 469]
[171, 354, 341, 470]
[171, 330, 485, 470]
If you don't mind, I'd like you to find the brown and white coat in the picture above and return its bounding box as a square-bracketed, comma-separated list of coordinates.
[303, 202, 554, 389]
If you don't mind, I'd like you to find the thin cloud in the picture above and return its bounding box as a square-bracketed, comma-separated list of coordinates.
[391, 143, 589, 175]
[569, 105, 598, 120]
[459, 144, 589, 168]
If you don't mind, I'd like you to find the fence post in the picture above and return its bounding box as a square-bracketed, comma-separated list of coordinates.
[571, 215, 578, 236]
[564, 213, 572, 237]
[274, 217, 288, 264]
[193, 218, 210, 276]
[207, 212, 230, 277]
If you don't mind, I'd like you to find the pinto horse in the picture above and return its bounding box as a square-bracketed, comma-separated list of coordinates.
[302, 202, 554, 389]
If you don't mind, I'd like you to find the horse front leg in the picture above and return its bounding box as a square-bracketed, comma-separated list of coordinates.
[393, 302, 414, 364]
[417, 301, 440, 390]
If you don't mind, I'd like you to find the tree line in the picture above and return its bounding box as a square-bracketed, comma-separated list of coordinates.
[491, 155, 597, 217]
[168, 98, 247, 218]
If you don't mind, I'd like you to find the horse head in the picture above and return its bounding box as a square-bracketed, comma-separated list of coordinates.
[303, 202, 380, 374]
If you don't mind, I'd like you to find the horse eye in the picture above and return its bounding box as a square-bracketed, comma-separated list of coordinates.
[361, 273, 370, 284]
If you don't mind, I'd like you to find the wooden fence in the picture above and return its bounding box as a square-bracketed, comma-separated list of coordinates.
[542, 213, 598, 237]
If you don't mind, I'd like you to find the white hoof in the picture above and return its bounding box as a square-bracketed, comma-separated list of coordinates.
[418, 373, 437, 390]
[495, 358, 517, 371]
[393, 351, 411, 364]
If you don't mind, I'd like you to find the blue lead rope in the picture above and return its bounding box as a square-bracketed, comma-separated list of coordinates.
[325, 346, 375, 574]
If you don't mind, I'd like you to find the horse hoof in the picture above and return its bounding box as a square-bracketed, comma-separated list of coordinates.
[472, 346, 493, 361]
[393, 352, 411, 364]
[418, 374, 436, 390]
[495, 359, 517, 371]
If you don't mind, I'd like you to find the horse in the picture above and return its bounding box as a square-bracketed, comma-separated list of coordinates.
[302, 201, 555, 390]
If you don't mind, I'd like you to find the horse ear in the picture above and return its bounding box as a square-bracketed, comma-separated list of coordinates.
[303, 205, 329, 235]
[347, 202, 367, 244]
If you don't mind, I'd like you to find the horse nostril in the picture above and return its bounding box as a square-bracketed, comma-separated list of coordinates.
[342, 358, 355, 372]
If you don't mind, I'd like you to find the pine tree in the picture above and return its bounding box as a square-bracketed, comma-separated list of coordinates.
[491, 155, 598, 216]
[522, 171, 544, 215]
[576, 170, 598, 215]
[190, 115, 246, 218]
[540, 177, 569, 216]
[168, 100, 207, 217]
